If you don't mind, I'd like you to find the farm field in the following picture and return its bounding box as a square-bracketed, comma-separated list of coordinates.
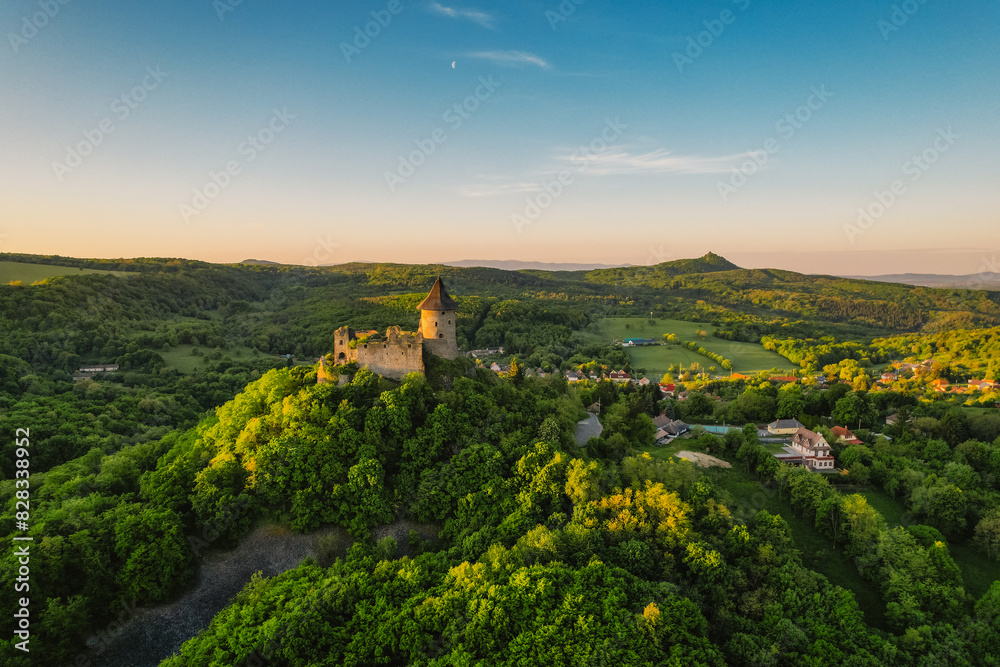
[577, 317, 795, 375]
[0, 260, 126, 283]
[159, 345, 270, 374]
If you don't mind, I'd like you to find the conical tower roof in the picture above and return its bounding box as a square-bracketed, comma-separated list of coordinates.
[417, 277, 458, 311]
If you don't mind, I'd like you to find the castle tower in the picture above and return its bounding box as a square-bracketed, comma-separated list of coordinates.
[417, 277, 459, 359]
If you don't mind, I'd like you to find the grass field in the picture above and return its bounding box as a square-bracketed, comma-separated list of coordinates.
[0, 261, 125, 284]
[159, 345, 266, 374]
[577, 317, 795, 376]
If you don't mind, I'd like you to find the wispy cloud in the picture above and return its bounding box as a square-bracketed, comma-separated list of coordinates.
[428, 3, 497, 29]
[459, 182, 543, 198]
[559, 148, 757, 175]
[468, 50, 551, 70]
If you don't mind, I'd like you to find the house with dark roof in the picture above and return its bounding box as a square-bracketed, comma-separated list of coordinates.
[653, 414, 690, 442]
[767, 418, 805, 435]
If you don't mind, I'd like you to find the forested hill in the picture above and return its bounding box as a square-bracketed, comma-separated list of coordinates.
[3, 251, 1000, 344]
[580, 256, 1000, 332]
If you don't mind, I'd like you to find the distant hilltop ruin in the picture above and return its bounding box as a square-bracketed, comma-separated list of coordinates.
[319, 277, 460, 382]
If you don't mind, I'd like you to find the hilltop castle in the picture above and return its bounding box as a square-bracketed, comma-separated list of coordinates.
[319, 277, 460, 382]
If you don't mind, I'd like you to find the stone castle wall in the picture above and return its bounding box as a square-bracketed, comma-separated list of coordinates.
[331, 326, 424, 381]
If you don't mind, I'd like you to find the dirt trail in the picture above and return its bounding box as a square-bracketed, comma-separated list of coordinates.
[674, 450, 732, 468]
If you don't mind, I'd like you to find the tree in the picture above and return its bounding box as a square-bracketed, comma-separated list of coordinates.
[776, 385, 805, 419]
[683, 392, 714, 419]
[975, 509, 1000, 560]
[565, 459, 601, 505]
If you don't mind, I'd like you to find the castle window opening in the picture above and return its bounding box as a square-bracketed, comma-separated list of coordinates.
[441, 311, 445, 315]
[439, 333, 444, 338]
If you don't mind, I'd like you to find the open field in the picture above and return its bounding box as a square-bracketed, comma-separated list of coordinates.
[0, 261, 126, 283]
[159, 345, 268, 374]
[577, 317, 795, 375]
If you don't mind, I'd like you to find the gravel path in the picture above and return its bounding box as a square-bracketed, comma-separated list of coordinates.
[93, 524, 331, 667]
[574, 414, 603, 446]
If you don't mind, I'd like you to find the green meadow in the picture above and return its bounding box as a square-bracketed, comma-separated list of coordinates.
[578, 317, 795, 376]
[0, 261, 125, 284]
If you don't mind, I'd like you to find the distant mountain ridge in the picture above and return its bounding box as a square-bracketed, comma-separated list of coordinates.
[443, 259, 632, 271]
[585, 252, 741, 280]
[240, 259, 282, 265]
[846, 272, 1000, 289]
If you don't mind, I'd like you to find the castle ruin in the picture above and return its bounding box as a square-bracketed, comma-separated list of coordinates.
[319, 277, 459, 382]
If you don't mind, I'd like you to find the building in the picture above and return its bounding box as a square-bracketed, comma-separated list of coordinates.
[323, 277, 459, 382]
[653, 414, 690, 442]
[767, 418, 806, 435]
[831, 426, 863, 445]
[73, 364, 120, 380]
[417, 277, 460, 360]
[623, 338, 658, 346]
[609, 370, 632, 382]
[789, 428, 835, 470]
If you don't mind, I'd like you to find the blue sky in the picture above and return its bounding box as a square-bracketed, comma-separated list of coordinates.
[1, 0, 998, 274]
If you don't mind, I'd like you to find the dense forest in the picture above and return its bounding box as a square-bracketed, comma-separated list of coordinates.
[3, 253, 1000, 665]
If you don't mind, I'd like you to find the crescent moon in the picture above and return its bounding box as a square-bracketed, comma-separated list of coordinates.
[451, 61, 456, 69]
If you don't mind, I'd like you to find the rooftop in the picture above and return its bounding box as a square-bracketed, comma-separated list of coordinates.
[417, 277, 459, 311]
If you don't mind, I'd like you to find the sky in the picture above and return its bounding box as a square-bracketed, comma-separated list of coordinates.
[1, 0, 998, 275]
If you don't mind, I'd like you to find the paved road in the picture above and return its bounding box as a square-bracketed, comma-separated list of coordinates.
[574, 413, 603, 446]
